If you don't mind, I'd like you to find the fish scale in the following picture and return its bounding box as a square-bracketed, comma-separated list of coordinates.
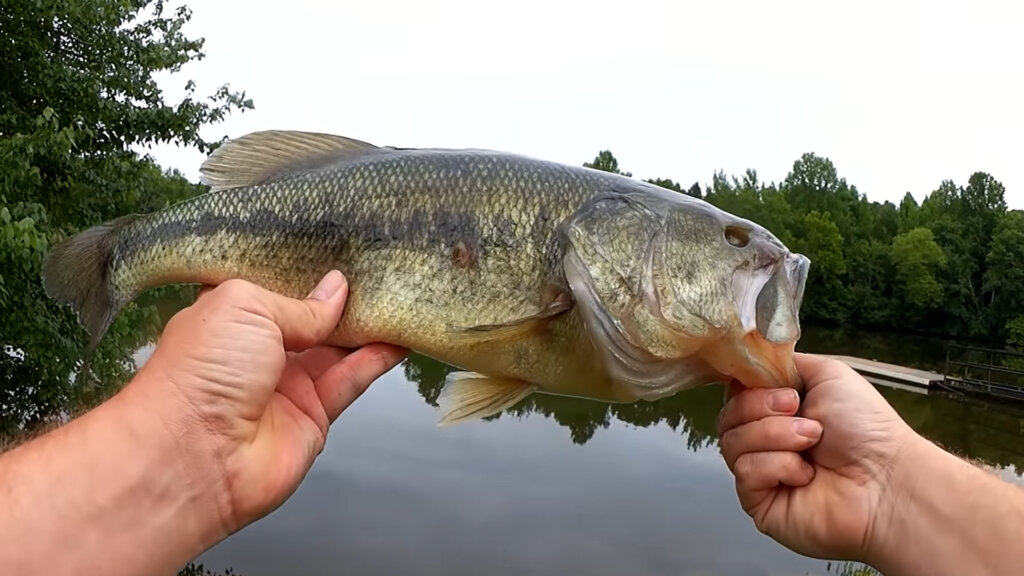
[42, 130, 810, 425]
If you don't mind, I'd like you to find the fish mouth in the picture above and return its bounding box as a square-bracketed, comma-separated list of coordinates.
[733, 252, 809, 342]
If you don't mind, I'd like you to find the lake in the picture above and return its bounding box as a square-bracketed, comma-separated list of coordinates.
[158, 324, 1022, 576]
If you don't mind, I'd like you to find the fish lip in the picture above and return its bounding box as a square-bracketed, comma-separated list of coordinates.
[787, 252, 810, 313]
[740, 251, 810, 342]
[733, 256, 785, 336]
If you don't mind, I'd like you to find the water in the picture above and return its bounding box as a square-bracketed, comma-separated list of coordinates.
[166, 326, 1023, 576]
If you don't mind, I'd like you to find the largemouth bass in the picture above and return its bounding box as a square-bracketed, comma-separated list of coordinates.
[42, 130, 810, 425]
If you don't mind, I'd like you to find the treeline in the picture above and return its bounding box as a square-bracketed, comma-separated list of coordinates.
[584, 151, 1024, 346]
[1, 1, 251, 433]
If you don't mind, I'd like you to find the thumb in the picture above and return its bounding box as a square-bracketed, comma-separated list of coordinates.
[248, 270, 348, 351]
[793, 353, 857, 392]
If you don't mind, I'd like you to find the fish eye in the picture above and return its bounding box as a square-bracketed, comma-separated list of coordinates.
[724, 225, 751, 248]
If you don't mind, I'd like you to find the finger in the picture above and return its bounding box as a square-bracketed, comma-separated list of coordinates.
[718, 387, 800, 435]
[276, 361, 332, 438]
[292, 346, 350, 382]
[228, 271, 349, 352]
[719, 416, 822, 472]
[734, 451, 815, 513]
[315, 343, 408, 422]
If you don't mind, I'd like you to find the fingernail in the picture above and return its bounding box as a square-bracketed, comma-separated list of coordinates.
[309, 270, 345, 301]
[767, 388, 798, 412]
[793, 418, 822, 440]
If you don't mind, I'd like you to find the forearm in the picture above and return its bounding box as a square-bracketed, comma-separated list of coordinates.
[0, 377, 228, 575]
[869, 435, 1024, 576]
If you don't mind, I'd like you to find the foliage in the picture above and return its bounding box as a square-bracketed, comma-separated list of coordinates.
[584, 151, 1019, 346]
[0, 0, 251, 435]
[1006, 316, 1024, 350]
[826, 561, 881, 576]
[793, 211, 847, 322]
[583, 150, 631, 177]
[177, 564, 238, 576]
[890, 227, 946, 308]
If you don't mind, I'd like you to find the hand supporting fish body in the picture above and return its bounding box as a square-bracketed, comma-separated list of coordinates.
[43, 131, 810, 425]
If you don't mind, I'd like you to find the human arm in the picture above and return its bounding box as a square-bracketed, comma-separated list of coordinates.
[717, 353, 1024, 575]
[0, 271, 407, 575]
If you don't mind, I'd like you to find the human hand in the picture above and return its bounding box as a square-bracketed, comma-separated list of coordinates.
[128, 271, 407, 536]
[717, 353, 924, 562]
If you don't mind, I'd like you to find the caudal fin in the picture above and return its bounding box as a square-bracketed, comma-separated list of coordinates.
[42, 214, 140, 354]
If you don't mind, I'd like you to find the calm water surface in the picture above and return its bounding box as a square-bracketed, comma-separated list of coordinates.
[163, 325, 1024, 576]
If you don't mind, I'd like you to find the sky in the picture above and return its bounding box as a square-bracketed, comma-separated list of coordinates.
[146, 0, 1024, 209]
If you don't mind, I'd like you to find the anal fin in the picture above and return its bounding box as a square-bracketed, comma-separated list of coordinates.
[437, 372, 537, 426]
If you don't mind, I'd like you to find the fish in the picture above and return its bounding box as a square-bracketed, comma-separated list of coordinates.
[42, 130, 811, 425]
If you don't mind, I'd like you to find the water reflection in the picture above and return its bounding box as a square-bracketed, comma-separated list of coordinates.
[401, 350, 1024, 477]
[881, 386, 1024, 476]
[404, 353, 722, 448]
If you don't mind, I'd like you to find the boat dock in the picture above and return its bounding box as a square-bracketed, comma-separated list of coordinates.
[826, 346, 1024, 403]
[826, 355, 943, 394]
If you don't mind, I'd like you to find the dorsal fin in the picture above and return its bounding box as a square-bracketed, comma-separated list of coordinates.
[199, 130, 380, 191]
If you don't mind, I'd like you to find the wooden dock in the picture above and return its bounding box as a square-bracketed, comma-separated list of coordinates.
[824, 348, 1024, 403]
[825, 355, 944, 394]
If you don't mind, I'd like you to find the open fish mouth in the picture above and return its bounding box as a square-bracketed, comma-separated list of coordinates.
[733, 252, 810, 343]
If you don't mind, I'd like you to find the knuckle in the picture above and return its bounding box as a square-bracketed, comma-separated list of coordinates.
[371, 348, 395, 374]
[734, 452, 756, 479]
[762, 417, 789, 443]
[736, 391, 766, 423]
[218, 278, 257, 300]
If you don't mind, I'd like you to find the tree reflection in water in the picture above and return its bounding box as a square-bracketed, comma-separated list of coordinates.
[402, 351, 1024, 476]
[404, 352, 727, 449]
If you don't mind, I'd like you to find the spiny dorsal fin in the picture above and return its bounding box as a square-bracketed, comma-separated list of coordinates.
[437, 372, 537, 426]
[199, 130, 380, 191]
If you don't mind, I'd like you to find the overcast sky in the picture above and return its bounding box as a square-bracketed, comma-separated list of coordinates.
[147, 0, 1023, 209]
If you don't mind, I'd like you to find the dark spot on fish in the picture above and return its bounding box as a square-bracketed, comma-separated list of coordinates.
[451, 239, 476, 268]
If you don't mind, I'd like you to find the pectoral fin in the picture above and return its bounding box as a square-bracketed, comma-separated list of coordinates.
[447, 288, 572, 344]
[437, 372, 537, 426]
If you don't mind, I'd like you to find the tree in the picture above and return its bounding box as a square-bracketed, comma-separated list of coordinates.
[0, 1, 251, 435]
[984, 210, 1024, 341]
[793, 211, 848, 323]
[918, 174, 1007, 337]
[583, 150, 631, 177]
[645, 177, 683, 193]
[898, 192, 921, 232]
[891, 228, 947, 308]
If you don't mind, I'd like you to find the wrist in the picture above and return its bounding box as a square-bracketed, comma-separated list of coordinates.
[115, 366, 236, 546]
[862, 431, 941, 570]
[865, 431, 1024, 576]
[0, 369, 233, 575]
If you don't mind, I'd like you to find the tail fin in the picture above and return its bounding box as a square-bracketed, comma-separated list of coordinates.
[42, 214, 140, 355]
